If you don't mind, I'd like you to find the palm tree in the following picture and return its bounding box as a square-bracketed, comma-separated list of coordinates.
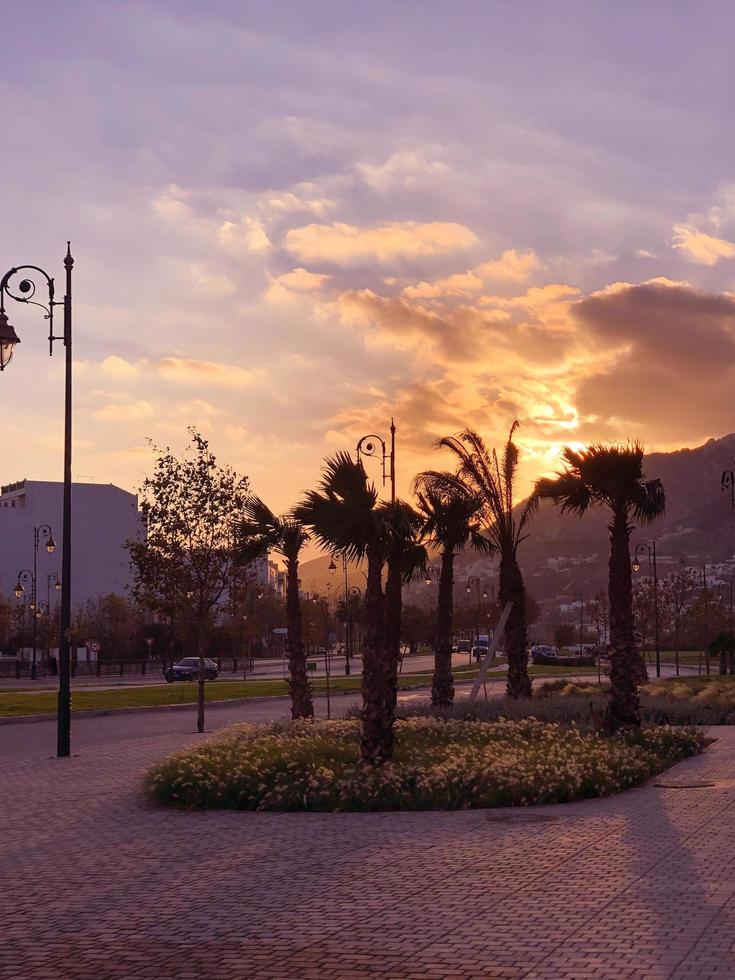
[296, 453, 393, 764]
[238, 497, 313, 719]
[437, 423, 538, 699]
[413, 472, 490, 707]
[535, 443, 665, 730]
[380, 500, 426, 711]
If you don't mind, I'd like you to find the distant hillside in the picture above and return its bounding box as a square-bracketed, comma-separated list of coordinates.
[296, 433, 735, 609]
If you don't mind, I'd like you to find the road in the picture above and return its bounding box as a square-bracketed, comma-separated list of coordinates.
[0, 662, 698, 767]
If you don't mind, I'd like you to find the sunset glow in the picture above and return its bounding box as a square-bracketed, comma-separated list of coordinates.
[3, 2, 735, 506]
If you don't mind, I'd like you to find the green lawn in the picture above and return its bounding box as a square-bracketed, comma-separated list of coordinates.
[0, 664, 599, 718]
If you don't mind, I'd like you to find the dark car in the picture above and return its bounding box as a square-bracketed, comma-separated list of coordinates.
[164, 657, 219, 683]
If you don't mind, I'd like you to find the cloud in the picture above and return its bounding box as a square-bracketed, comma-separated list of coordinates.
[157, 357, 261, 387]
[475, 249, 540, 283]
[401, 249, 539, 300]
[265, 191, 335, 217]
[189, 264, 237, 296]
[284, 221, 478, 265]
[572, 280, 735, 440]
[96, 400, 154, 421]
[218, 216, 271, 254]
[152, 184, 193, 222]
[403, 271, 483, 299]
[100, 356, 139, 379]
[672, 223, 735, 265]
[276, 268, 333, 291]
[357, 149, 448, 192]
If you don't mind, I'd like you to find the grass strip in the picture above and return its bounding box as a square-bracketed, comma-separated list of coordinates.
[0, 664, 598, 717]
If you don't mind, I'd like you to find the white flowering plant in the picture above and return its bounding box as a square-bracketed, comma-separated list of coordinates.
[144, 717, 704, 812]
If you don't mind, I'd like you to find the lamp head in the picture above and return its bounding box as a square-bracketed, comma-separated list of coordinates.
[0, 309, 21, 371]
[632, 558, 641, 573]
[55, 580, 62, 592]
[328, 558, 337, 574]
[46, 535, 57, 555]
[14, 582, 23, 599]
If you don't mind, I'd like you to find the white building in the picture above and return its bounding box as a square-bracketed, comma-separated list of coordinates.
[0, 479, 144, 608]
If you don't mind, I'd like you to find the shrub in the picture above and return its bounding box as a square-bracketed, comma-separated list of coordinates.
[393, 677, 735, 728]
[144, 717, 703, 812]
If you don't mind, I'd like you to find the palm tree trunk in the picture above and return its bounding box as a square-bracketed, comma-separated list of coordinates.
[384, 557, 402, 712]
[606, 510, 640, 731]
[432, 547, 455, 707]
[501, 555, 532, 699]
[360, 542, 392, 764]
[286, 558, 313, 719]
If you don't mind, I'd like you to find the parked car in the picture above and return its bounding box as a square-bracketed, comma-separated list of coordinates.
[456, 640, 471, 654]
[164, 657, 219, 682]
[530, 644, 558, 664]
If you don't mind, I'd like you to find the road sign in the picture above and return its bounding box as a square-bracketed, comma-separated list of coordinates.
[307, 661, 317, 672]
[273, 628, 288, 635]
[86, 639, 101, 654]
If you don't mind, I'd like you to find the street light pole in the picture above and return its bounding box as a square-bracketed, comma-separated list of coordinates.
[702, 564, 710, 677]
[30, 524, 56, 680]
[1, 244, 74, 757]
[466, 577, 491, 665]
[573, 590, 584, 657]
[356, 419, 396, 502]
[632, 541, 661, 678]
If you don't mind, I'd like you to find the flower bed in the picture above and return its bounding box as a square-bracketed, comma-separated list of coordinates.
[144, 717, 704, 812]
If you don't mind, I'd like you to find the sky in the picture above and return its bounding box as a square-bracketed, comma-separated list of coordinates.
[2, 0, 735, 512]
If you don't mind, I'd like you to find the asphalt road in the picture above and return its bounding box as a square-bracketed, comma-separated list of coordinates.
[0, 662, 699, 767]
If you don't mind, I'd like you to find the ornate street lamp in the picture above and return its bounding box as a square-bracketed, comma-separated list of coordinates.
[424, 564, 439, 586]
[632, 541, 661, 678]
[356, 418, 396, 502]
[1, 244, 74, 756]
[0, 309, 21, 370]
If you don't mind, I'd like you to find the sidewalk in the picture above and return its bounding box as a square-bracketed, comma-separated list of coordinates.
[3, 721, 735, 977]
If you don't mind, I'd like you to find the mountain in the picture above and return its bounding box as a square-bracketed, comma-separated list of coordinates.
[295, 433, 735, 614]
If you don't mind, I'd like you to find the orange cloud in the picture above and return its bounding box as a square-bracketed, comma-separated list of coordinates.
[284, 221, 478, 265]
[157, 357, 261, 387]
[475, 248, 539, 282]
[672, 223, 735, 265]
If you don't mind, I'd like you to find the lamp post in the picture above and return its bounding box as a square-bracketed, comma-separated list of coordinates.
[356, 418, 396, 502]
[45, 573, 61, 674]
[1, 244, 74, 757]
[329, 552, 355, 676]
[14, 569, 33, 673]
[347, 585, 361, 671]
[573, 590, 584, 658]
[700, 565, 710, 677]
[466, 576, 492, 665]
[424, 564, 439, 586]
[632, 541, 661, 678]
[33, 524, 56, 679]
[14, 524, 55, 681]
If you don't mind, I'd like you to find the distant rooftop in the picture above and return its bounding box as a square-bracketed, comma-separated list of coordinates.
[0, 478, 135, 497]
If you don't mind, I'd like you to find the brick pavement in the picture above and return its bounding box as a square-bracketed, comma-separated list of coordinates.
[3, 727, 735, 979]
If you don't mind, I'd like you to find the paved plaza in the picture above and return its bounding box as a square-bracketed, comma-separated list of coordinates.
[4, 721, 735, 979]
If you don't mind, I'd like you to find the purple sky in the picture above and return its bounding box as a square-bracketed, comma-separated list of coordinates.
[2, 0, 735, 507]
